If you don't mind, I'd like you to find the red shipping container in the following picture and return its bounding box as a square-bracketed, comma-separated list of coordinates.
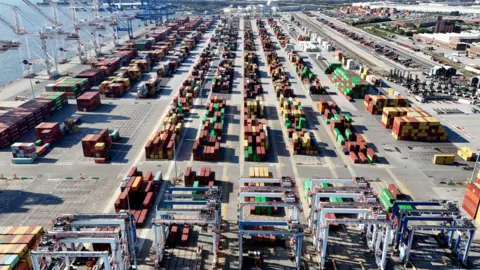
[388, 184, 400, 199]
[142, 192, 154, 208]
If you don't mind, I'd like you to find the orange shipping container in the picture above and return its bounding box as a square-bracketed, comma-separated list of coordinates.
[462, 195, 479, 219]
[0, 226, 43, 236]
[132, 176, 142, 191]
[0, 244, 28, 257]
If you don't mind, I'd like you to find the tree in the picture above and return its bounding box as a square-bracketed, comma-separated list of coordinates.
[397, 29, 405, 35]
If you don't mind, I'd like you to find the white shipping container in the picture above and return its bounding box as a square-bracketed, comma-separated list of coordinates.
[346, 59, 357, 70]
[0, 100, 27, 110]
[45, 84, 56, 92]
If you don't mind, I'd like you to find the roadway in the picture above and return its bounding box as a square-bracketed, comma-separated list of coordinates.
[0, 21, 218, 227]
[275, 15, 480, 269]
[311, 12, 438, 71]
[0, 14, 479, 270]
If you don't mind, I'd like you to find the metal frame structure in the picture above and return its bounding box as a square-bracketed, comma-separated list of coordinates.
[238, 220, 303, 268]
[31, 213, 137, 270]
[306, 177, 390, 270]
[135, 0, 171, 22]
[152, 186, 222, 268]
[391, 200, 460, 248]
[391, 200, 475, 267]
[51, 213, 138, 266]
[314, 202, 390, 270]
[238, 177, 303, 269]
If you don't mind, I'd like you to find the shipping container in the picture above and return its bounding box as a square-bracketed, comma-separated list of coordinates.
[114, 169, 162, 226]
[76, 92, 101, 112]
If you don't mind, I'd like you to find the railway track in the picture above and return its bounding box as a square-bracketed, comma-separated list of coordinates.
[294, 14, 387, 76]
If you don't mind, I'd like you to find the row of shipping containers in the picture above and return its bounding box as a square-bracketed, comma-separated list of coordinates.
[145, 20, 216, 160]
[193, 97, 226, 161]
[257, 19, 318, 156]
[81, 128, 120, 163]
[244, 168, 280, 216]
[363, 94, 449, 142]
[211, 18, 238, 93]
[168, 166, 217, 246]
[0, 93, 68, 149]
[324, 60, 370, 101]
[0, 226, 44, 270]
[244, 21, 269, 162]
[363, 94, 409, 115]
[270, 19, 290, 48]
[115, 167, 163, 226]
[184, 166, 215, 187]
[317, 98, 378, 164]
[86, 17, 211, 99]
[288, 52, 325, 95]
[268, 18, 325, 95]
[192, 18, 237, 160]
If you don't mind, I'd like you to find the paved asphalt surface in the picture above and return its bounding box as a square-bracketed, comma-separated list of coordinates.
[0, 14, 479, 270]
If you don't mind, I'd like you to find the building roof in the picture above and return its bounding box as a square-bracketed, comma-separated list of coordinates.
[418, 32, 480, 42]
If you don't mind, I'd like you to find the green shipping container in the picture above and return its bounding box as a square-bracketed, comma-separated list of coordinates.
[333, 128, 341, 138]
[380, 196, 393, 212]
[382, 188, 394, 202]
[345, 129, 353, 140]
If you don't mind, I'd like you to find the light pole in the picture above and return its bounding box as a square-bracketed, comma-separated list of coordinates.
[470, 152, 479, 183]
[173, 138, 178, 179]
[23, 60, 35, 98]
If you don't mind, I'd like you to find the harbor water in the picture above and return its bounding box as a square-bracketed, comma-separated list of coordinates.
[0, 0, 172, 86]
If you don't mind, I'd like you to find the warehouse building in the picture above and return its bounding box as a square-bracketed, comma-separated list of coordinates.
[414, 32, 480, 50]
[468, 43, 480, 56]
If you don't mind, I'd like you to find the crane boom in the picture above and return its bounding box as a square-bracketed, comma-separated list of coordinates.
[22, 0, 61, 26]
[47, 0, 73, 22]
[0, 5, 27, 35]
[0, 15, 17, 33]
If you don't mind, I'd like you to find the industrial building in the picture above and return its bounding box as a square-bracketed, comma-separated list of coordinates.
[414, 32, 480, 50]
[468, 42, 480, 57]
[1, 1, 480, 269]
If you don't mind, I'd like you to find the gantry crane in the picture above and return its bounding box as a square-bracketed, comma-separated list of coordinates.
[31, 213, 138, 270]
[45, 0, 87, 63]
[391, 200, 475, 267]
[238, 176, 303, 269]
[22, 0, 62, 27]
[135, 0, 171, 23]
[305, 177, 391, 270]
[153, 185, 222, 268]
[22, 0, 77, 75]
[0, 4, 58, 78]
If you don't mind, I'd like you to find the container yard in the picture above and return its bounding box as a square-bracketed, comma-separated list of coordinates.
[0, 3, 480, 270]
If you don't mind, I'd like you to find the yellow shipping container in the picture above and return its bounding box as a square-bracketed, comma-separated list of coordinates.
[0, 244, 28, 257]
[263, 167, 270, 178]
[94, 143, 105, 151]
[433, 154, 455, 165]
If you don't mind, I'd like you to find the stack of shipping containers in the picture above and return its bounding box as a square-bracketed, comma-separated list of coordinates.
[317, 98, 378, 164]
[114, 167, 162, 227]
[258, 19, 318, 156]
[193, 97, 226, 161]
[244, 20, 269, 162]
[145, 19, 215, 160]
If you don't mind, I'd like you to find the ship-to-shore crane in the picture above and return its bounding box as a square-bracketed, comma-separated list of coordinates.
[0, 3, 59, 78]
